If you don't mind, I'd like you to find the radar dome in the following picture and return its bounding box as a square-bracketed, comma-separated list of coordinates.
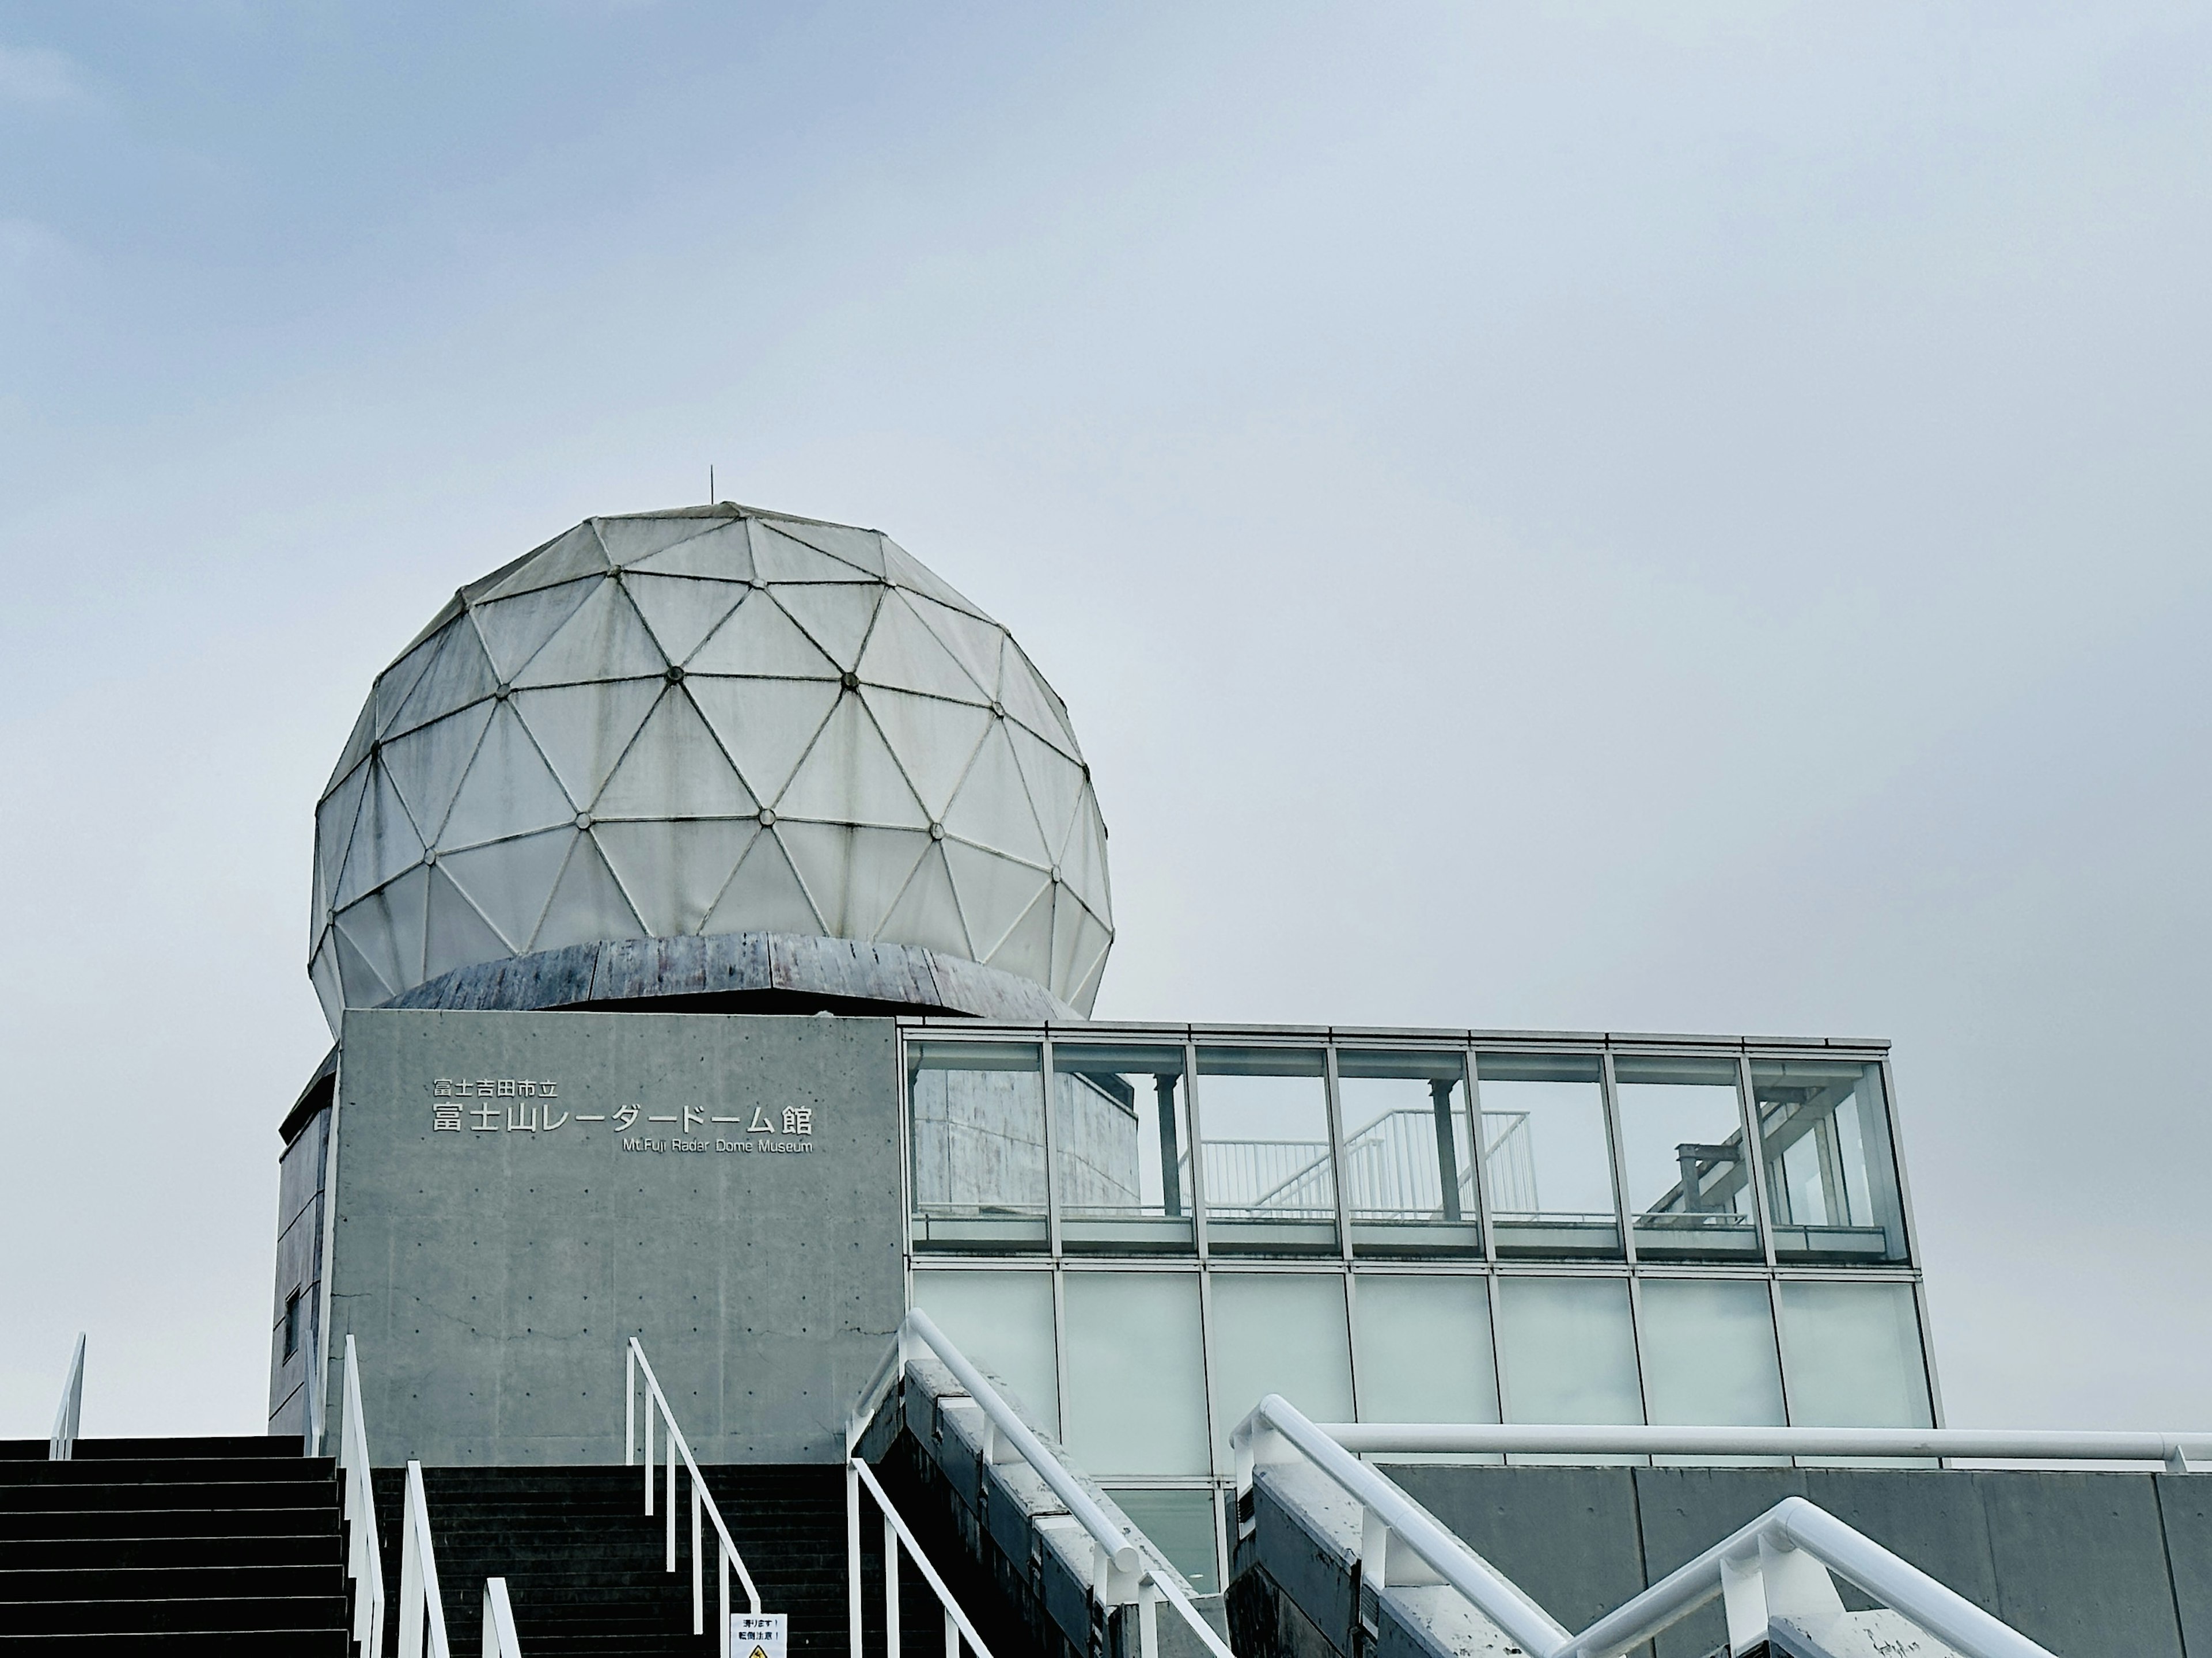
[309, 505, 1112, 1033]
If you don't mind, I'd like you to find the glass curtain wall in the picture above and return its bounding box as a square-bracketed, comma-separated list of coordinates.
[1752, 1059, 1909, 1264]
[908, 1041, 1048, 1250]
[1053, 1042, 1194, 1253]
[1336, 1050, 1480, 1254]
[1475, 1053, 1621, 1258]
[1611, 1055, 1761, 1262]
[1192, 1047, 1337, 1254]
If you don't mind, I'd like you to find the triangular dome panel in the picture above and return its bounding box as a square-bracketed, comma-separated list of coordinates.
[857, 593, 993, 704]
[315, 758, 373, 921]
[942, 720, 1050, 864]
[998, 644, 1080, 760]
[531, 832, 645, 951]
[424, 864, 512, 983]
[942, 840, 1051, 962]
[513, 577, 667, 687]
[776, 695, 929, 829]
[761, 517, 887, 578]
[751, 521, 874, 583]
[861, 687, 991, 821]
[984, 882, 1055, 986]
[482, 522, 611, 602]
[624, 574, 748, 666]
[441, 827, 576, 951]
[380, 701, 493, 849]
[1005, 721, 1084, 866]
[687, 677, 842, 805]
[335, 760, 425, 909]
[631, 519, 755, 581]
[770, 585, 882, 671]
[1059, 793, 1111, 916]
[389, 621, 498, 738]
[702, 829, 823, 936]
[687, 592, 840, 680]
[471, 578, 597, 683]
[594, 818, 759, 936]
[905, 595, 1005, 699]
[778, 822, 930, 938]
[331, 920, 396, 1008]
[878, 842, 972, 958]
[373, 630, 444, 737]
[881, 536, 989, 619]
[595, 515, 725, 567]
[440, 701, 577, 849]
[593, 688, 756, 819]
[325, 699, 376, 794]
[510, 678, 662, 811]
[347, 862, 430, 997]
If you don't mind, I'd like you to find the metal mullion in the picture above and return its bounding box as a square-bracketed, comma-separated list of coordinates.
[1323, 1044, 1353, 1263]
[1040, 1029, 1061, 1259]
[1196, 1258, 1222, 1480]
[1463, 1046, 1499, 1261]
[1766, 1277, 1801, 1448]
[1623, 1273, 1655, 1447]
[1879, 1054, 1925, 1268]
[1051, 1265, 1070, 1445]
[1185, 1039, 1209, 1264]
[1600, 1050, 1638, 1266]
[1912, 1276, 1948, 1431]
[1342, 1268, 1363, 1422]
[1737, 1054, 1780, 1269]
[1483, 1270, 1513, 1445]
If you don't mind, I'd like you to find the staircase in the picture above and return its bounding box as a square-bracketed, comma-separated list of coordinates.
[372, 1465, 855, 1657]
[0, 1434, 349, 1654]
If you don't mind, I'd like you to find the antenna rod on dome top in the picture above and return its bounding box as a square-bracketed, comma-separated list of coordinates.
[709, 465, 714, 503]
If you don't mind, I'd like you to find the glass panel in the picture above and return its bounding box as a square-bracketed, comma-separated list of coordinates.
[1207, 1273, 1354, 1466]
[1107, 1489, 1219, 1595]
[1195, 1048, 1336, 1254]
[909, 1269, 1059, 1437]
[1496, 1276, 1643, 1426]
[1062, 1273, 1211, 1476]
[1638, 1278, 1785, 1429]
[1054, 1045, 1194, 1254]
[1475, 1054, 1622, 1259]
[1778, 1281, 1933, 1428]
[1338, 1052, 1482, 1255]
[1613, 1056, 1760, 1262]
[1353, 1274, 1499, 1427]
[1752, 1060, 1909, 1264]
[907, 1042, 1047, 1250]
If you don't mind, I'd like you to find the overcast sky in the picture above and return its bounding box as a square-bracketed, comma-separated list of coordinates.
[2, 2, 2206, 1441]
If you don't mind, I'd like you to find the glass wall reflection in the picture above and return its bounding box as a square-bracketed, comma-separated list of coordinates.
[1752, 1059, 1909, 1264]
[1194, 1048, 1337, 1254]
[1475, 1053, 1622, 1258]
[1338, 1051, 1480, 1254]
[1053, 1042, 1194, 1253]
[907, 1041, 1047, 1250]
[1612, 1055, 1760, 1262]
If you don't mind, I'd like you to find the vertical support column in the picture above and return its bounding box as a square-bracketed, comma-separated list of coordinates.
[846, 1462, 863, 1658]
[884, 1512, 902, 1658]
[1156, 1075, 1184, 1217]
[1430, 1079, 1463, 1222]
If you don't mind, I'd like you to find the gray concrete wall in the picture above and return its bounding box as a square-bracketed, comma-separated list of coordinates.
[1381, 1463, 2207, 1658]
[316, 1008, 906, 1465]
[266, 1107, 330, 1439]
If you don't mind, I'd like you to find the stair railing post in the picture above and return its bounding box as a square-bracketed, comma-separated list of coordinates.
[884, 1509, 902, 1658]
[847, 1458, 864, 1658]
[48, 1333, 85, 1461]
[692, 1478, 705, 1633]
[720, 1537, 733, 1658]
[626, 1340, 637, 1468]
[667, 1410, 679, 1572]
[482, 1577, 521, 1658]
[402, 1459, 453, 1658]
[645, 1388, 656, 1515]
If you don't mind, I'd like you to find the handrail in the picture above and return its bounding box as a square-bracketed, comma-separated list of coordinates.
[1235, 1394, 2059, 1658]
[1312, 1420, 2210, 1473]
[625, 1337, 763, 1658]
[851, 1457, 998, 1658]
[48, 1333, 84, 1461]
[399, 1459, 453, 1658]
[903, 1311, 1139, 1583]
[893, 1312, 1232, 1658]
[482, 1577, 522, 1657]
[339, 1337, 388, 1658]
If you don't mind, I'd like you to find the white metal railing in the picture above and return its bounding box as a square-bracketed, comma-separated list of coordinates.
[1307, 1420, 2212, 1473]
[49, 1333, 84, 1460]
[624, 1337, 763, 1657]
[338, 1337, 388, 1657]
[483, 1578, 522, 1657]
[1233, 1394, 2065, 1658]
[880, 1311, 1234, 1658]
[850, 1456, 999, 1658]
[399, 1459, 453, 1658]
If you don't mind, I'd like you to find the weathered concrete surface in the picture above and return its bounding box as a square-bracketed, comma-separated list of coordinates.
[312, 1008, 905, 1464]
[1371, 1463, 2195, 1658]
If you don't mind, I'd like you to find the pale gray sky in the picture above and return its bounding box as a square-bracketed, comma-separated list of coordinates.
[2, 2, 2206, 1437]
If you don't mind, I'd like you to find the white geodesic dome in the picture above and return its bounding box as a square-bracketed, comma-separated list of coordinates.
[308, 505, 1112, 1032]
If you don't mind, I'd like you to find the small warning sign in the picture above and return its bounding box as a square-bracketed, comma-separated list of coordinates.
[730, 1611, 787, 1658]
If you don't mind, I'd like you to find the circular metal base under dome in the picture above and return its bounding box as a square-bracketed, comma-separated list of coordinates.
[380, 931, 1081, 1023]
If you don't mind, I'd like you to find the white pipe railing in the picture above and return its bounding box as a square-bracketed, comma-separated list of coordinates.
[851, 1456, 999, 1658]
[624, 1337, 763, 1657]
[893, 1311, 1234, 1658]
[482, 1577, 522, 1657]
[338, 1337, 388, 1658]
[1233, 1394, 2059, 1658]
[1312, 1421, 2212, 1473]
[48, 1333, 84, 1461]
[398, 1459, 453, 1658]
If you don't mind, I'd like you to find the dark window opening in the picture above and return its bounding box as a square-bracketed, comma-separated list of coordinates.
[282, 1289, 302, 1361]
